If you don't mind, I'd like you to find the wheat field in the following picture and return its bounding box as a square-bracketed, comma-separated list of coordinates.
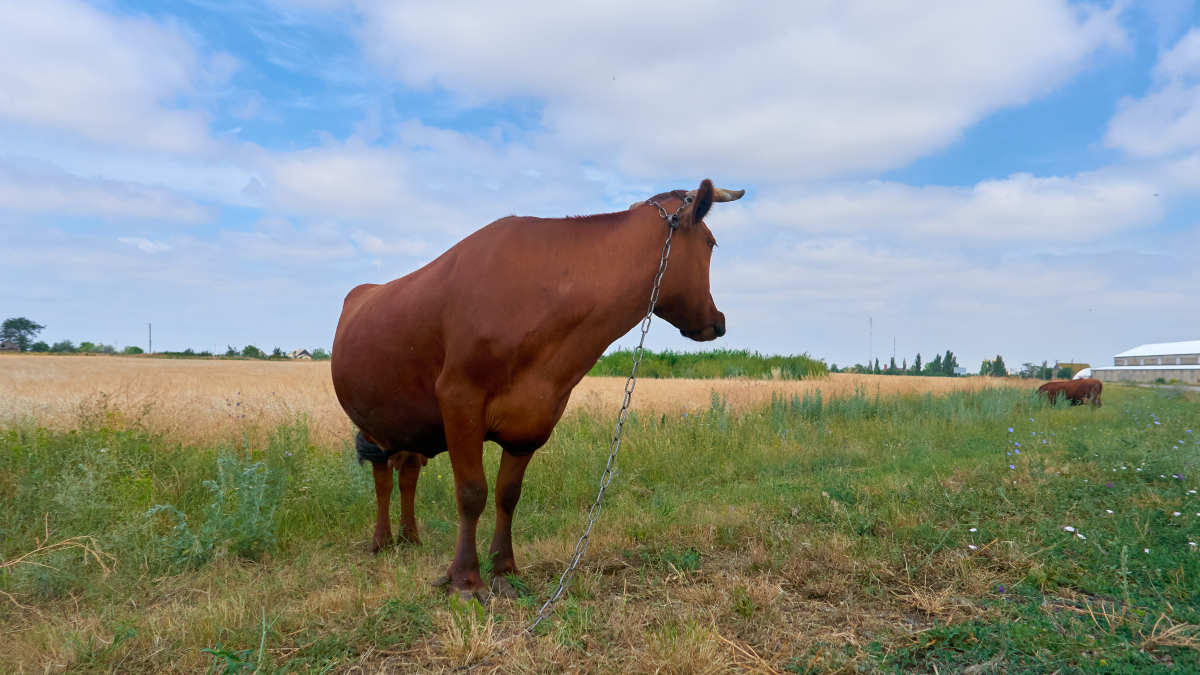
[0, 354, 1028, 447]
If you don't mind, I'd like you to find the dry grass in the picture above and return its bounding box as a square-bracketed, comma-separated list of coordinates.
[0, 354, 1027, 447]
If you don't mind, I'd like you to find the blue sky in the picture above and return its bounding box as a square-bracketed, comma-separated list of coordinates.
[2, 0, 1198, 372]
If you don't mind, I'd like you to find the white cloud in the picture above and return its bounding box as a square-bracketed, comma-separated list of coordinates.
[0, 158, 211, 223]
[350, 229, 427, 256]
[223, 218, 358, 262]
[353, 0, 1123, 180]
[118, 237, 173, 254]
[721, 170, 1160, 242]
[1107, 28, 1200, 157]
[704, 229, 1200, 369]
[0, 0, 225, 154]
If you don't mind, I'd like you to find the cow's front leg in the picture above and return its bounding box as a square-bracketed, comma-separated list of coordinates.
[438, 400, 489, 602]
[489, 450, 533, 598]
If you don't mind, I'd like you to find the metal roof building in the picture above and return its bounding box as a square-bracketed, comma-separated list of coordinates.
[1092, 340, 1200, 384]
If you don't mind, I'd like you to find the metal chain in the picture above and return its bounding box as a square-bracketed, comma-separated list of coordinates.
[524, 194, 692, 634]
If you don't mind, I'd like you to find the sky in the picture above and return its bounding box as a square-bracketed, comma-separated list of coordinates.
[1, 0, 1198, 372]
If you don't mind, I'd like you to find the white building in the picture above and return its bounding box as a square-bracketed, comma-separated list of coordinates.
[1091, 340, 1200, 385]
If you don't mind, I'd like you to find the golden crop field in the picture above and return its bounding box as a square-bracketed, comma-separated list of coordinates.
[0, 354, 1029, 447]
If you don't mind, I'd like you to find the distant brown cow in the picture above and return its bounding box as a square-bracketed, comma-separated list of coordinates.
[1037, 378, 1103, 407]
[332, 180, 743, 601]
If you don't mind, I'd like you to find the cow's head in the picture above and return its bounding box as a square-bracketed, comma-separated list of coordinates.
[639, 179, 743, 342]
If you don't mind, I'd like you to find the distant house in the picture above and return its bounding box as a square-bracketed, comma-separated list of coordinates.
[1092, 340, 1200, 385]
[0, 340, 19, 351]
[288, 349, 312, 360]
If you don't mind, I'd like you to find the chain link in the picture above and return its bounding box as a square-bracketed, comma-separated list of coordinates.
[524, 195, 691, 634]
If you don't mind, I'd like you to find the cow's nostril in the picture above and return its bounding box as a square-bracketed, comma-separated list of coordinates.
[713, 321, 726, 338]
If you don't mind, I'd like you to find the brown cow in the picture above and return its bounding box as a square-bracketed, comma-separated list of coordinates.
[332, 179, 743, 600]
[1037, 378, 1103, 408]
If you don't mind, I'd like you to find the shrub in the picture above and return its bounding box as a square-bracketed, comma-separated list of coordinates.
[147, 452, 281, 569]
[123, 346, 144, 355]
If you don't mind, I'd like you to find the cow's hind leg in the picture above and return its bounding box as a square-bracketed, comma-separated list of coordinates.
[370, 461, 394, 554]
[357, 431, 396, 554]
[393, 451, 425, 544]
[489, 450, 533, 598]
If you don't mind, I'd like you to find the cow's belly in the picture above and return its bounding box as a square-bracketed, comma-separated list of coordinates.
[484, 379, 573, 456]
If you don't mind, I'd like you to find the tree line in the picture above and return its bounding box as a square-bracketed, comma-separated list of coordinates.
[831, 349, 963, 376]
[831, 350, 1080, 379]
[1, 316, 329, 360]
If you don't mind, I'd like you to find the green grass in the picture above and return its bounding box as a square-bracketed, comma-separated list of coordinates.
[2, 385, 1198, 671]
[587, 347, 827, 379]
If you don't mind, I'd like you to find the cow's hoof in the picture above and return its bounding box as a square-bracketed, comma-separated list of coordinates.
[370, 537, 394, 555]
[457, 588, 490, 605]
[491, 575, 520, 599]
[397, 531, 421, 546]
[432, 575, 489, 604]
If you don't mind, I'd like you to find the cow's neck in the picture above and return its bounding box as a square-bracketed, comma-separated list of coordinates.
[558, 208, 680, 375]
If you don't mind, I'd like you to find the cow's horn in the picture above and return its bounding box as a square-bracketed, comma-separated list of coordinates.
[687, 187, 745, 202]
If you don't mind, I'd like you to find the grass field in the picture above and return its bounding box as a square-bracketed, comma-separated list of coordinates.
[0, 354, 1022, 446]
[2, 356, 1199, 672]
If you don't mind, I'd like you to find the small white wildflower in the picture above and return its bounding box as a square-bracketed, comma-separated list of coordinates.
[1106, 509, 1113, 514]
[969, 527, 977, 533]
[1145, 548, 1151, 554]
[1191, 542, 1197, 548]
[1173, 512, 1182, 517]
[1076, 533, 1086, 540]
[968, 544, 978, 550]
[1189, 490, 1197, 495]
[1064, 526, 1076, 533]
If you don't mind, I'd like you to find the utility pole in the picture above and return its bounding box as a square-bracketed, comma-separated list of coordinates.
[148, 323, 152, 354]
[868, 316, 873, 368]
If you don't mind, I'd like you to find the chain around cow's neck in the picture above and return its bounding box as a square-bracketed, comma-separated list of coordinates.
[524, 195, 691, 634]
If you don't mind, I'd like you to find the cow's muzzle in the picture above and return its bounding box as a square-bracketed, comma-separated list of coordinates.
[681, 316, 726, 342]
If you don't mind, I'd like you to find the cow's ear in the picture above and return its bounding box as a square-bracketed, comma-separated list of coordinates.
[686, 179, 714, 227]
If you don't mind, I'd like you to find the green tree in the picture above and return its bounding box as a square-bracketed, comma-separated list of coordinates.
[991, 354, 1007, 377]
[2, 317, 45, 351]
[225, 345, 238, 357]
[873, 358, 881, 374]
[270, 346, 284, 359]
[30, 341, 50, 352]
[241, 344, 265, 359]
[912, 353, 922, 375]
[50, 340, 77, 353]
[79, 341, 97, 353]
[980, 359, 991, 376]
[123, 346, 144, 354]
[1056, 365, 1074, 379]
[311, 348, 330, 360]
[942, 350, 959, 376]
